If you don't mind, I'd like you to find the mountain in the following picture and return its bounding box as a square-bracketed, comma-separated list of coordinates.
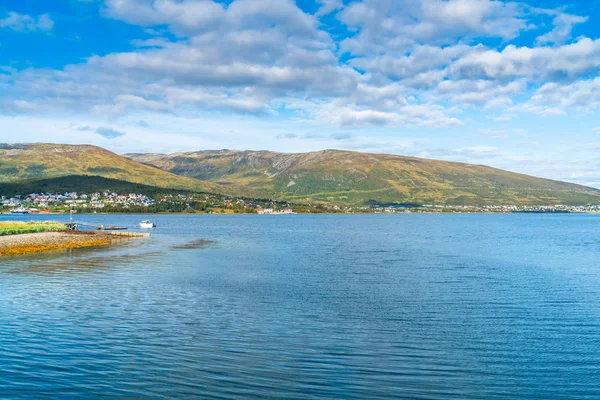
[1, 144, 598, 206]
[0, 143, 216, 193]
[127, 149, 600, 206]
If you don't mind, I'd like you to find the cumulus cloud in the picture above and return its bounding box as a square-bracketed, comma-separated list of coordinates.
[340, 0, 529, 55]
[103, 0, 318, 37]
[528, 78, 600, 112]
[320, 104, 463, 129]
[449, 38, 600, 82]
[2, 0, 600, 139]
[537, 13, 588, 45]
[351, 44, 471, 83]
[316, 0, 344, 17]
[0, 11, 54, 32]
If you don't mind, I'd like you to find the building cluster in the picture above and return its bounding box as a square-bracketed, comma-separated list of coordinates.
[256, 207, 295, 215]
[1, 192, 155, 211]
[366, 204, 600, 214]
[0, 191, 298, 214]
[3, 191, 598, 214]
[157, 193, 295, 213]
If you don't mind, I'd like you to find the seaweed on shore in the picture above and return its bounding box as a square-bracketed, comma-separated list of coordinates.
[0, 237, 113, 257]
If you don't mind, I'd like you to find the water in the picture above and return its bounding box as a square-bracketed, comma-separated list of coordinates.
[1, 214, 600, 399]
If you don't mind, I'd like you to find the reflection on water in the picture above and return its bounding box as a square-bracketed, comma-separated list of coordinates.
[170, 238, 215, 250]
[3, 250, 165, 275]
[1, 214, 600, 399]
[1, 234, 162, 275]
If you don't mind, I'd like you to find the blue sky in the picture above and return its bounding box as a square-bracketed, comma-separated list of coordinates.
[1, 0, 600, 188]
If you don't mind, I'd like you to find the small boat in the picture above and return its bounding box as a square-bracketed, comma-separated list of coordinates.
[139, 220, 156, 229]
[11, 208, 29, 214]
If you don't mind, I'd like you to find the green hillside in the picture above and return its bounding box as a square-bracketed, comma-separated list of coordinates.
[0, 175, 199, 197]
[1, 143, 598, 206]
[0, 143, 215, 193]
[127, 149, 600, 206]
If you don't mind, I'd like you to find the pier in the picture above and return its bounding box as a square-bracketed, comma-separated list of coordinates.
[64, 222, 150, 237]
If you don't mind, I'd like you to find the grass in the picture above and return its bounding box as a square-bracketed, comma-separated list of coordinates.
[0, 221, 67, 236]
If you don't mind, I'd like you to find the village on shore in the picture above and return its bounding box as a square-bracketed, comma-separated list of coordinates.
[1, 191, 600, 215]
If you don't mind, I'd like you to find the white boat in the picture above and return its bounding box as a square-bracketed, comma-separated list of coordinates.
[10, 208, 29, 214]
[139, 220, 156, 229]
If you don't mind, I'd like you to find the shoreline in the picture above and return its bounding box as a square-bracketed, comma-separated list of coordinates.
[2, 211, 599, 216]
[0, 231, 136, 257]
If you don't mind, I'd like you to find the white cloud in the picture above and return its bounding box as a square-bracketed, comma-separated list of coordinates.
[0, 11, 54, 32]
[537, 13, 588, 45]
[450, 38, 600, 81]
[2, 0, 600, 166]
[315, 0, 344, 17]
[103, 0, 317, 37]
[3, 0, 363, 118]
[340, 0, 529, 56]
[318, 104, 463, 128]
[350, 44, 471, 83]
[433, 79, 526, 107]
[536, 78, 600, 109]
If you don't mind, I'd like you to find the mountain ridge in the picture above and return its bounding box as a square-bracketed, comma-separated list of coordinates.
[1, 143, 599, 206]
[125, 148, 600, 206]
[0, 143, 217, 193]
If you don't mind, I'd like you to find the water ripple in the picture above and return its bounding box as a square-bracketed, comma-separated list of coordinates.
[0, 214, 599, 398]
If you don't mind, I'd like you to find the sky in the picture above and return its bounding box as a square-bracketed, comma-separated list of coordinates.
[1, 0, 600, 188]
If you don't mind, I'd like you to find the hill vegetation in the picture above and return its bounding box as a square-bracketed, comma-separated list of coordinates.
[0, 143, 215, 193]
[1, 143, 598, 206]
[127, 149, 600, 206]
[0, 175, 199, 197]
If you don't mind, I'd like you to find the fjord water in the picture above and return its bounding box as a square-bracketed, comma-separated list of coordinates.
[1, 214, 599, 399]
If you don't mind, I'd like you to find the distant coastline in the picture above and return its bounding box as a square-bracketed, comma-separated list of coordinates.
[2, 209, 599, 216]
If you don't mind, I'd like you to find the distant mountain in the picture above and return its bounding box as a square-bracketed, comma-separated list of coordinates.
[0, 143, 215, 193]
[1, 144, 598, 206]
[127, 149, 600, 206]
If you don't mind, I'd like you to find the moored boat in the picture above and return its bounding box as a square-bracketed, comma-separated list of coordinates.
[139, 220, 156, 229]
[10, 208, 29, 214]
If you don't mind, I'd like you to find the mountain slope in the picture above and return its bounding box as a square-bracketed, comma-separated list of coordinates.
[0, 175, 193, 197]
[0, 143, 216, 192]
[127, 149, 600, 206]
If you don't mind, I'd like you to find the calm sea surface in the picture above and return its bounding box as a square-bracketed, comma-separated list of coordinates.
[1, 214, 599, 399]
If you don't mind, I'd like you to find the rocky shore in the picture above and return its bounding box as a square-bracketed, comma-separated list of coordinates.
[0, 231, 118, 257]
